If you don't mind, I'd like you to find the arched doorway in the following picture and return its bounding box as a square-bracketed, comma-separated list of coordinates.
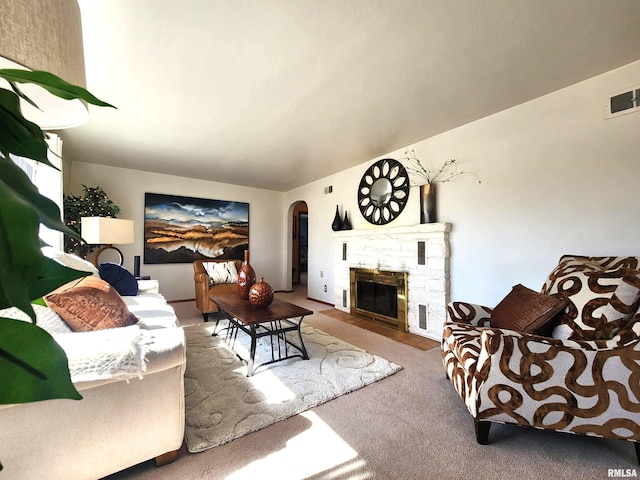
[291, 201, 308, 288]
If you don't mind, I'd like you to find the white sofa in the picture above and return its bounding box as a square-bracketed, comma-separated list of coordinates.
[0, 271, 186, 479]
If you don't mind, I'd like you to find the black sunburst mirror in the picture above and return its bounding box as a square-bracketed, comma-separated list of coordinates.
[357, 158, 410, 225]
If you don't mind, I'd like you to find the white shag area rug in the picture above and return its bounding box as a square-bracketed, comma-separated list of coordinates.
[183, 321, 401, 453]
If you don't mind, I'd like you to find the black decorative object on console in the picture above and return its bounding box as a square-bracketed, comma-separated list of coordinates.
[133, 255, 141, 278]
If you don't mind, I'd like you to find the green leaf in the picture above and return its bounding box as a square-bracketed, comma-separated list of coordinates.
[28, 258, 89, 303]
[0, 175, 43, 321]
[0, 69, 115, 109]
[0, 166, 85, 317]
[0, 319, 82, 403]
[0, 89, 52, 167]
[8, 81, 39, 111]
[1, 156, 80, 238]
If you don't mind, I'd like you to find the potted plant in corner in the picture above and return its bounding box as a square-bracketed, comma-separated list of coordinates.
[0, 68, 114, 456]
[64, 184, 121, 258]
[400, 148, 481, 224]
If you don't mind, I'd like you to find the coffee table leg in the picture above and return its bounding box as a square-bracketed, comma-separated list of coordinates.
[297, 316, 309, 360]
[247, 325, 257, 377]
[211, 312, 222, 336]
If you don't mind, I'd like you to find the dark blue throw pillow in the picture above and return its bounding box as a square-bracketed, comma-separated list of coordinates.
[99, 262, 138, 296]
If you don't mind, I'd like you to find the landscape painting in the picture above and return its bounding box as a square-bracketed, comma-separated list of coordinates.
[144, 193, 249, 264]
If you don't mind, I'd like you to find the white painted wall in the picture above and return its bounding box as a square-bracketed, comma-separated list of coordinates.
[69, 60, 640, 308]
[68, 162, 285, 301]
[285, 60, 640, 307]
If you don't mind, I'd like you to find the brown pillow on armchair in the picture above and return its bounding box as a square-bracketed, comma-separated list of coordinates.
[45, 276, 138, 332]
[490, 284, 567, 334]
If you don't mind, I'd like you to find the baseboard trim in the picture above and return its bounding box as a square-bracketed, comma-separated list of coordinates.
[168, 298, 195, 304]
[307, 297, 333, 306]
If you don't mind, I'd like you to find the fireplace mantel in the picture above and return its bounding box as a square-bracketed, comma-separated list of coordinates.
[333, 222, 451, 340]
[333, 223, 451, 239]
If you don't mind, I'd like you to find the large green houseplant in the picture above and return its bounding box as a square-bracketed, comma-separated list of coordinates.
[0, 69, 114, 421]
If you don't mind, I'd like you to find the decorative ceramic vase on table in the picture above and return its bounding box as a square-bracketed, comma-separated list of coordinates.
[237, 250, 256, 300]
[249, 277, 274, 308]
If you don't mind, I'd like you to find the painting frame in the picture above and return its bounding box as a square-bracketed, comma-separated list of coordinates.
[144, 192, 249, 264]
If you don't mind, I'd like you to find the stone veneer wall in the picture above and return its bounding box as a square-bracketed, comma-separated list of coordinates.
[333, 223, 451, 340]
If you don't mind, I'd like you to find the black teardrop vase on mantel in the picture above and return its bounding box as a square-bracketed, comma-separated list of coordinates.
[341, 211, 352, 230]
[331, 205, 342, 231]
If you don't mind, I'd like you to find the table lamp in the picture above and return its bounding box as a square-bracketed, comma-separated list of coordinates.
[81, 217, 134, 267]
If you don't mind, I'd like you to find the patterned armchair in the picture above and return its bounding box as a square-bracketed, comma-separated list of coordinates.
[442, 255, 640, 463]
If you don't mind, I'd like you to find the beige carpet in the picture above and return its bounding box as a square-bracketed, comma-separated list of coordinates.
[183, 321, 401, 453]
[104, 297, 639, 480]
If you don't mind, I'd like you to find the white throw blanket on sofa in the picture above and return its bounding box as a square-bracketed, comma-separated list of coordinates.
[1, 305, 153, 383]
[54, 325, 152, 383]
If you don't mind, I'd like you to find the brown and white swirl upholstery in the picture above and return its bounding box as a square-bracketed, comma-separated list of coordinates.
[442, 255, 640, 463]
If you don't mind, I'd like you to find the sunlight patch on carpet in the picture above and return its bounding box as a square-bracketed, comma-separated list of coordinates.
[226, 411, 365, 480]
[249, 370, 297, 404]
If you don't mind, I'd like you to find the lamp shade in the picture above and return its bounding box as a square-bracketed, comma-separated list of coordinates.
[81, 217, 134, 245]
[0, 0, 88, 129]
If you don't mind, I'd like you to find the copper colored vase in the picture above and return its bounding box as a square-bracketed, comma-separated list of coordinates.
[249, 277, 274, 308]
[237, 250, 256, 300]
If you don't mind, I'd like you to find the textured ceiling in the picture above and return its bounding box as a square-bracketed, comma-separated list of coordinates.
[60, 0, 640, 191]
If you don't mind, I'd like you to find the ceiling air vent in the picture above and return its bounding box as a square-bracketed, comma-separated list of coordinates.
[605, 84, 640, 119]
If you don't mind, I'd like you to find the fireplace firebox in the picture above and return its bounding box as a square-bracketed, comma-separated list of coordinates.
[350, 268, 408, 331]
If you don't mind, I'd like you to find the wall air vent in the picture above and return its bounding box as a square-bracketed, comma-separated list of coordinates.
[605, 84, 640, 119]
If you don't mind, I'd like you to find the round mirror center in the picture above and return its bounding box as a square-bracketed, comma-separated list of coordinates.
[370, 178, 392, 207]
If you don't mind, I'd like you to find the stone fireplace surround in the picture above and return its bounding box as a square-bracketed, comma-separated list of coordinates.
[333, 223, 450, 340]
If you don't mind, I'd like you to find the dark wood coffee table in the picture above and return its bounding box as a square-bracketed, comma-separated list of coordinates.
[210, 294, 313, 376]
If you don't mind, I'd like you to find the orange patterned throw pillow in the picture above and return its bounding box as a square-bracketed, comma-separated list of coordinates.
[45, 276, 138, 331]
